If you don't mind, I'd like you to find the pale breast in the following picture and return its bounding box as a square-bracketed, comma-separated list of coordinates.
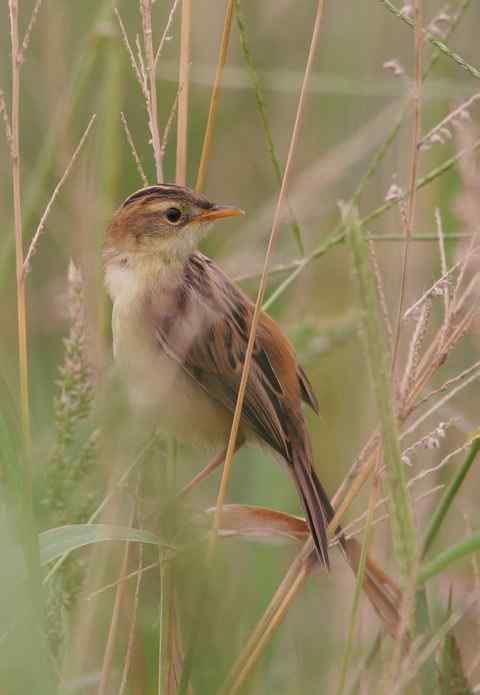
[106, 260, 233, 446]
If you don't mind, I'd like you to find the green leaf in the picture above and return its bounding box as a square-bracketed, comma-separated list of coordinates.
[39, 524, 161, 566]
[422, 437, 480, 559]
[349, 211, 416, 579]
[419, 531, 480, 585]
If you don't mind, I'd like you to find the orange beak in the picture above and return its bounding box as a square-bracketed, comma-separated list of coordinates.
[193, 205, 245, 223]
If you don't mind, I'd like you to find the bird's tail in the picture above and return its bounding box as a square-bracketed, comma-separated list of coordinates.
[289, 429, 403, 636]
[289, 432, 341, 569]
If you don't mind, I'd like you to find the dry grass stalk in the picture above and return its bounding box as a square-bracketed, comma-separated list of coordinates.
[161, 83, 182, 162]
[415, 358, 480, 413]
[116, 2, 168, 182]
[0, 90, 13, 151]
[400, 419, 453, 466]
[419, 92, 480, 151]
[391, 0, 423, 372]
[210, 0, 326, 547]
[139, 0, 164, 181]
[220, 515, 403, 694]
[402, 367, 480, 442]
[97, 535, 133, 695]
[343, 484, 445, 543]
[18, 0, 43, 62]
[154, 0, 181, 68]
[195, 0, 235, 191]
[114, 8, 148, 97]
[120, 111, 148, 186]
[402, 262, 460, 321]
[118, 544, 144, 695]
[88, 560, 157, 601]
[22, 114, 96, 277]
[176, 0, 191, 185]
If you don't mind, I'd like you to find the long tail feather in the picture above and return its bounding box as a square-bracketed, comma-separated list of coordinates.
[291, 448, 334, 569]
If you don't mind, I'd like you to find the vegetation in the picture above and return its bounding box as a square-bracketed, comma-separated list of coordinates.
[1, 0, 480, 692]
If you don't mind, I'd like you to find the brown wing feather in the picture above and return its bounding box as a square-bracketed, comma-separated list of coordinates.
[297, 364, 319, 414]
[147, 252, 333, 566]
[148, 253, 292, 459]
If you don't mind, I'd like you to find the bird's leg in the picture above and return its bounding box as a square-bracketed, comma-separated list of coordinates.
[177, 438, 244, 499]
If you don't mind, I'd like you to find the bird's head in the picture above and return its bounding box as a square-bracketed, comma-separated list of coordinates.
[104, 184, 244, 266]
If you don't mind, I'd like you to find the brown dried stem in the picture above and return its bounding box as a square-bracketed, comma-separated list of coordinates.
[140, 0, 164, 182]
[19, 0, 43, 62]
[120, 111, 148, 186]
[391, 0, 424, 373]
[176, 0, 191, 185]
[22, 114, 96, 277]
[154, 0, 181, 68]
[211, 0, 326, 547]
[118, 545, 144, 695]
[97, 502, 136, 695]
[195, 0, 235, 191]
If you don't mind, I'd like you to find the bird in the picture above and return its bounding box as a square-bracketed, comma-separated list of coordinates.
[103, 182, 338, 568]
[102, 183, 405, 638]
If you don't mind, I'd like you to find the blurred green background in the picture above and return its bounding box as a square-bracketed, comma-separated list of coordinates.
[1, 1, 480, 693]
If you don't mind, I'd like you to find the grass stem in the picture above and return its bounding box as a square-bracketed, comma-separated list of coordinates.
[210, 0, 326, 549]
[195, 0, 235, 191]
[176, 0, 191, 185]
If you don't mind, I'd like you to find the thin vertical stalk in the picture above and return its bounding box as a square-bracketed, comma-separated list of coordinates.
[211, 0, 326, 545]
[97, 539, 133, 695]
[391, 0, 423, 372]
[158, 556, 174, 694]
[176, 0, 191, 185]
[158, 438, 177, 694]
[9, 0, 30, 449]
[195, 0, 235, 191]
[8, 4, 55, 691]
[141, 0, 164, 182]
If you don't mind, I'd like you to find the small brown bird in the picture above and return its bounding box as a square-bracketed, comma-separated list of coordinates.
[103, 183, 337, 567]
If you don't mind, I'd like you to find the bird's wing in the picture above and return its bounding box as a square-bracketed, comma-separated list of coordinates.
[146, 252, 311, 461]
[297, 364, 319, 414]
[147, 252, 334, 566]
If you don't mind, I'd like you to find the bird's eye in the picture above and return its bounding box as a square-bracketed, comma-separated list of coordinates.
[165, 207, 182, 224]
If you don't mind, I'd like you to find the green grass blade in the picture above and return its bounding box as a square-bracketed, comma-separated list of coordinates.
[39, 523, 162, 566]
[349, 211, 416, 580]
[422, 437, 480, 560]
[419, 531, 480, 585]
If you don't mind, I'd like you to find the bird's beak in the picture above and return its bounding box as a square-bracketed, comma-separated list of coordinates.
[193, 205, 245, 223]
